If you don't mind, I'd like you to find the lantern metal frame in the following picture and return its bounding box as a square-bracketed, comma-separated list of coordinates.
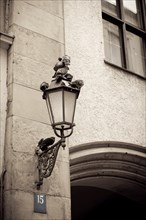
[43, 85, 80, 139]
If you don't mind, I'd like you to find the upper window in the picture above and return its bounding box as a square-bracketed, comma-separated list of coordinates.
[102, 0, 146, 78]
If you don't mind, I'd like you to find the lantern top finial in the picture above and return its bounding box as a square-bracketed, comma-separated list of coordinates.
[50, 55, 84, 90]
[52, 55, 73, 84]
[40, 55, 84, 93]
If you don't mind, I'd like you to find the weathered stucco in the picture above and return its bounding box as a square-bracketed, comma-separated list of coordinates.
[64, 0, 146, 147]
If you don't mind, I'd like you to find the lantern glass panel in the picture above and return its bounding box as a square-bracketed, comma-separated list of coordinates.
[46, 98, 53, 124]
[48, 91, 63, 124]
[64, 91, 76, 124]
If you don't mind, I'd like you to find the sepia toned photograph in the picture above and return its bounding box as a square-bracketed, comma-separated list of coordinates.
[0, 0, 146, 219]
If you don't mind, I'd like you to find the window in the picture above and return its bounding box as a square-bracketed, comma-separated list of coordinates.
[102, 0, 146, 78]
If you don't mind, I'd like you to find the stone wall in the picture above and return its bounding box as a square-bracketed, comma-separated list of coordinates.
[4, 1, 71, 219]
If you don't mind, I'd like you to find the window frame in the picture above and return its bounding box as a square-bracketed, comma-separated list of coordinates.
[102, 0, 146, 79]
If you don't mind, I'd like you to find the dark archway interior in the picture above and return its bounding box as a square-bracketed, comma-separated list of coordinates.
[71, 186, 145, 220]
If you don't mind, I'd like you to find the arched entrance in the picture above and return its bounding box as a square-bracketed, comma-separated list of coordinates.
[70, 141, 146, 220]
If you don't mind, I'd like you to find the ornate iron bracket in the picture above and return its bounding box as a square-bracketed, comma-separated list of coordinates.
[35, 137, 65, 190]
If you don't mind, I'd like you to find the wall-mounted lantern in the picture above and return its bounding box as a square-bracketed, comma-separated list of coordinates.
[35, 55, 84, 189]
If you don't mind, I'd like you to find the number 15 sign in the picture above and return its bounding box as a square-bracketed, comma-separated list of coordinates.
[34, 193, 46, 214]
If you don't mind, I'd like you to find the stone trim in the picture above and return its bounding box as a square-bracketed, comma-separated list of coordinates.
[0, 32, 14, 50]
[70, 141, 146, 154]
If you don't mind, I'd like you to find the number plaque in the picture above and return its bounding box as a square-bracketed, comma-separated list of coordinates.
[34, 193, 46, 213]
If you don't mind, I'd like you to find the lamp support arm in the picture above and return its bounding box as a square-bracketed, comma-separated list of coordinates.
[35, 137, 65, 190]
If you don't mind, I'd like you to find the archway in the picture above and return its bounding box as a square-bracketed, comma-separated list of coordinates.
[70, 141, 146, 220]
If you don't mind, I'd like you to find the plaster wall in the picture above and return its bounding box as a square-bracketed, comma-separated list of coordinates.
[4, 1, 71, 219]
[64, 0, 146, 148]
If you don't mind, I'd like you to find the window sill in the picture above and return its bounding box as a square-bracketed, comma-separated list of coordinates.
[104, 60, 146, 80]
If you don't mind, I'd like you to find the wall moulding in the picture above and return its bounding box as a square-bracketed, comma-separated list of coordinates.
[0, 32, 14, 49]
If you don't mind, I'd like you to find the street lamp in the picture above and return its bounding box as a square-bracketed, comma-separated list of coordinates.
[35, 55, 83, 189]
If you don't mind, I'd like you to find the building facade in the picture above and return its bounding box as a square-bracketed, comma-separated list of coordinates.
[0, 0, 146, 220]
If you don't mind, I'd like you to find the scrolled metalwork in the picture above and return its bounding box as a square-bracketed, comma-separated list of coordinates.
[35, 137, 65, 189]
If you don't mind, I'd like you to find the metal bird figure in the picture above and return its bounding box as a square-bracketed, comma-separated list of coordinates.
[69, 80, 84, 90]
[53, 57, 64, 72]
[40, 82, 49, 92]
[38, 137, 55, 151]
